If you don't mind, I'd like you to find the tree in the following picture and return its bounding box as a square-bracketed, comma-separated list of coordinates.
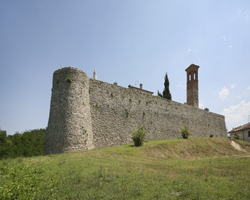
[0, 128, 46, 159]
[157, 90, 162, 97]
[162, 72, 172, 100]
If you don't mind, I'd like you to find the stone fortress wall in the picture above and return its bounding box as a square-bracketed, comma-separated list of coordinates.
[44, 67, 227, 155]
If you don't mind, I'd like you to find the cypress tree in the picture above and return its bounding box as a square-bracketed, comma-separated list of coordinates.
[162, 72, 172, 100]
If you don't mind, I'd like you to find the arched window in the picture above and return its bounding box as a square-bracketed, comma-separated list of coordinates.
[189, 73, 191, 81]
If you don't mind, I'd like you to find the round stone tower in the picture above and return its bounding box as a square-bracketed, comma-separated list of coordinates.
[44, 67, 94, 155]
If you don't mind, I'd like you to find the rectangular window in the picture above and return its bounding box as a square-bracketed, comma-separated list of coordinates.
[248, 131, 250, 137]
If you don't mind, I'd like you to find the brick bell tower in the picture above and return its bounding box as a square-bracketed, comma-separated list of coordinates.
[185, 64, 199, 108]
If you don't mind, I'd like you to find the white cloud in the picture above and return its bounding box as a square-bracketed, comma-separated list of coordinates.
[237, 92, 248, 98]
[219, 86, 229, 100]
[247, 86, 250, 90]
[228, 45, 233, 48]
[231, 83, 236, 89]
[199, 103, 204, 108]
[220, 36, 226, 41]
[221, 101, 250, 123]
[177, 84, 181, 88]
[186, 49, 191, 53]
[238, 9, 249, 23]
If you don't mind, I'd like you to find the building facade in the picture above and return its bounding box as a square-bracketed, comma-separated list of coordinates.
[229, 122, 250, 142]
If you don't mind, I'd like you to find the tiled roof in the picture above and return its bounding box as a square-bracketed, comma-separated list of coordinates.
[228, 122, 250, 133]
[128, 86, 153, 95]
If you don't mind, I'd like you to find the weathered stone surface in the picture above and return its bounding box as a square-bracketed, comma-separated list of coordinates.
[44, 67, 227, 155]
[44, 67, 94, 155]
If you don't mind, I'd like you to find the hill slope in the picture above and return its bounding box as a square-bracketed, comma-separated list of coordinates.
[1, 138, 250, 199]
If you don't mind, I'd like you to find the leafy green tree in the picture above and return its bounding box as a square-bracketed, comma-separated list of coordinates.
[162, 72, 172, 100]
[0, 128, 46, 159]
[0, 130, 14, 158]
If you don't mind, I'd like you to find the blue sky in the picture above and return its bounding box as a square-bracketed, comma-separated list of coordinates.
[0, 0, 250, 135]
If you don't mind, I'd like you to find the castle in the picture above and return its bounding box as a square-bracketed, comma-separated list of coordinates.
[44, 64, 227, 155]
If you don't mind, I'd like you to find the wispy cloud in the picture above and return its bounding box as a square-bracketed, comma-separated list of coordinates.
[199, 103, 204, 108]
[186, 49, 191, 53]
[238, 9, 249, 23]
[221, 101, 250, 123]
[219, 86, 229, 100]
[237, 92, 248, 98]
[228, 45, 233, 48]
[231, 83, 236, 89]
[247, 86, 250, 90]
[220, 36, 226, 41]
[177, 84, 181, 88]
[246, 10, 249, 22]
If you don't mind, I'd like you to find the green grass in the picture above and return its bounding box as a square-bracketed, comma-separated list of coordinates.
[1, 138, 250, 199]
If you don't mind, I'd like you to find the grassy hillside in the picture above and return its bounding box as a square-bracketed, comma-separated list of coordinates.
[1, 137, 250, 199]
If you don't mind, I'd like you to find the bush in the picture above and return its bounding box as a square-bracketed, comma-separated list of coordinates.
[181, 125, 191, 139]
[132, 126, 146, 147]
[233, 134, 240, 140]
[67, 77, 72, 83]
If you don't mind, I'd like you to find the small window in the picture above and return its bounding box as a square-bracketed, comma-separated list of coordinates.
[248, 131, 250, 137]
[189, 73, 191, 81]
[194, 71, 196, 80]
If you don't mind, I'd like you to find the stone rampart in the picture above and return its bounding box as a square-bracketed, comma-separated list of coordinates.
[44, 67, 94, 155]
[44, 67, 227, 155]
[89, 79, 227, 149]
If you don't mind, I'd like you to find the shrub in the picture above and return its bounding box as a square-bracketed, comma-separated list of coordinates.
[132, 126, 146, 147]
[113, 81, 117, 85]
[67, 77, 72, 83]
[125, 109, 129, 117]
[181, 125, 191, 139]
[233, 134, 240, 140]
[204, 108, 209, 111]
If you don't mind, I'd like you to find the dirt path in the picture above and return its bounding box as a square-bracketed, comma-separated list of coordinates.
[231, 140, 247, 152]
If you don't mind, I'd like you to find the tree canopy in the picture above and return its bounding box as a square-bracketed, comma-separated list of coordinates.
[158, 72, 172, 100]
[0, 128, 46, 159]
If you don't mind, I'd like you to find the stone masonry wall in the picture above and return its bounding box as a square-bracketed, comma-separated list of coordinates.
[44, 67, 94, 155]
[89, 79, 227, 149]
[44, 67, 227, 155]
